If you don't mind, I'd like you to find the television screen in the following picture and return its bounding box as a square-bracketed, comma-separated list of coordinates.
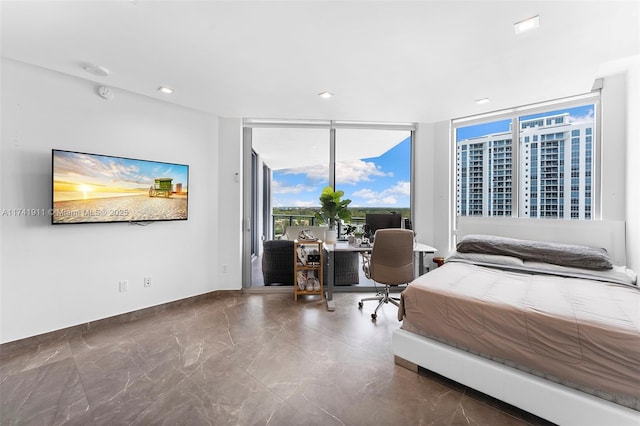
[52, 149, 189, 224]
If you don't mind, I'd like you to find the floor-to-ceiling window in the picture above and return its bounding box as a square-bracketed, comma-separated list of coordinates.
[335, 127, 412, 234]
[244, 120, 415, 288]
[252, 126, 330, 239]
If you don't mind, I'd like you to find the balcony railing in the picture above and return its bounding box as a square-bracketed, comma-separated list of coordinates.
[272, 214, 316, 238]
[272, 214, 366, 239]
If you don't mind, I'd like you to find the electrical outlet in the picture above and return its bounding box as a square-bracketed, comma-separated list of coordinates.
[119, 280, 128, 292]
[144, 277, 152, 287]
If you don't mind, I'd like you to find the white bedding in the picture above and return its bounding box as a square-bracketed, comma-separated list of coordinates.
[395, 220, 639, 423]
[446, 250, 637, 286]
[399, 260, 640, 409]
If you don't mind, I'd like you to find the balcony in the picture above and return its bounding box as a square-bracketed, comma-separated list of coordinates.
[272, 214, 368, 239]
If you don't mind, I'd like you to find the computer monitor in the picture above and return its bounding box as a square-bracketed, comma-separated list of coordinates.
[364, 213, 402, 241]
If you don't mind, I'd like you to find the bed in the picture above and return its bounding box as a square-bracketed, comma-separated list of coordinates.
[393, 218, 640, 425]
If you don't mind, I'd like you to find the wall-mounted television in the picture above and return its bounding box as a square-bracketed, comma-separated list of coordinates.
[52, 149, 189, 224]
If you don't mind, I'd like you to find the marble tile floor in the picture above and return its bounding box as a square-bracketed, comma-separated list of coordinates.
[0, 292, 553, 425]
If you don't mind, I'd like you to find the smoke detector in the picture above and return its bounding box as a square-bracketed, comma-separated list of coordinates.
[98, 86, 114, 100]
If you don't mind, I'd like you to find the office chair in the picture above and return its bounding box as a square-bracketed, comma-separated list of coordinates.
[358, 228, 415, 320]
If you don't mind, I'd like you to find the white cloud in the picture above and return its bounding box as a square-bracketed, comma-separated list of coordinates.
[277, 159, 391, 185]
[569, 108, 594, 123]
[353, 180, 409, 206]
[293, 200, 317, 207]
[272, 180, 307, 195]
[389, 181, 410, 196]
[336, 159, 391, 185]
[366, 196, 397, 205]
[280, 164, 327, 182]
[272, 198, 318, 208]
[352, 188, 377, 198]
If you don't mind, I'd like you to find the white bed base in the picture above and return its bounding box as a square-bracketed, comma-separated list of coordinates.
[393, 329, 640, 425]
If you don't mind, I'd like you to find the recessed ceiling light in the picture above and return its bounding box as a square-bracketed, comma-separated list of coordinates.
[514, 15, 540, 35]
[318, 91, 334, 99]
[82, 63, 110, 77]
[158, 86, 174, 94]
[475, 98, 490, 105]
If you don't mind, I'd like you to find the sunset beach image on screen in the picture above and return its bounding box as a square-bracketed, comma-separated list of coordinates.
[52, 150, 188, 224]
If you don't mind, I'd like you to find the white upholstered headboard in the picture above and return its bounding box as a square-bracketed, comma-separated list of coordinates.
[456, 217, 627, 266]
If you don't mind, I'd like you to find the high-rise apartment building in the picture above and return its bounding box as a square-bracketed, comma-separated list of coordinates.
[456, 131, 513, 217]
[456, 113, 593, 219]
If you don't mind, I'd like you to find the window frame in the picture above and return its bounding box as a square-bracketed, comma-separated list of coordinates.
[451, 91, 602, 224]
[243, 119, 417, 238]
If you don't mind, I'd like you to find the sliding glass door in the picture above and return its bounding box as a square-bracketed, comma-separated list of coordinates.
[252, 127, 330, 239]
[243, 120, 415, 289]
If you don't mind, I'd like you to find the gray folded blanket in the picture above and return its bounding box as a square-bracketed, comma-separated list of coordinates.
[457, 234, 613, 270]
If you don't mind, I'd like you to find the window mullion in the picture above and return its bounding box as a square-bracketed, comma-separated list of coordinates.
[511, 113, 519, 218]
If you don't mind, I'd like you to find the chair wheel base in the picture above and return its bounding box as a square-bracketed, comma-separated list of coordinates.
[358, 301, 363, 309]
[371, 313, 377, 320]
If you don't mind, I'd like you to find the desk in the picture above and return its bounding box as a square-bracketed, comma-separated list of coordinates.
[323, 241, 436, 311]
[413, 242, 438, 276]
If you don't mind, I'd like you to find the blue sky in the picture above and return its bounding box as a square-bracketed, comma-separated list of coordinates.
[272, 104, 594, 209]
[456, 104, 595, 142]
[272, 136, 411, 208]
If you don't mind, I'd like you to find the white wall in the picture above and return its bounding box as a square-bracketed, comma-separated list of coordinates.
[0, 60, 224, 343]
[412, 123, 434, 250]
[217, 117, 244, 287]
[431, 121, 453, 256]
[593, 65, 639, 269]
[413, 121, 450, 260]
[624, 57, 640, 271]
[600, 74, 627, 221]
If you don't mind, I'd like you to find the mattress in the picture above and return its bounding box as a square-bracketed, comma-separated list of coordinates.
[398, 261, 640, 409]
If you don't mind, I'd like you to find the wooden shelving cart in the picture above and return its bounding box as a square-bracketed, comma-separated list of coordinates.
[293, 239, 324, 301]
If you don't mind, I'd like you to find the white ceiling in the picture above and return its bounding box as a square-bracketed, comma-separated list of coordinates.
[252, 126, 411, 169]
[2, 1, 638, 124]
